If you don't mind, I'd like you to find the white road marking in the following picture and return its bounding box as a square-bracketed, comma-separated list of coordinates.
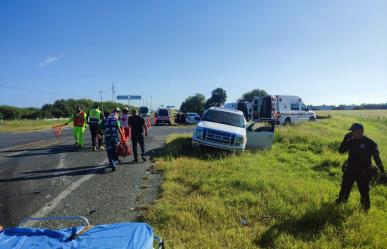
[24, 159, 108, 227]
[51, 153, 66, 185]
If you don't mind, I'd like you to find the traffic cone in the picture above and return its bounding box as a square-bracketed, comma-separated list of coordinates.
[153, 117, 157, 126]
[147, 118, 151, 128]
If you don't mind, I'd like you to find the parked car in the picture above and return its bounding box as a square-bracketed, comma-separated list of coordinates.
[155, 108, 171, 126]
[185, 112, 201, 124]
[174, 112, 186, 124]
[192, 107, 275, 151]
[252, 95, 316, 125]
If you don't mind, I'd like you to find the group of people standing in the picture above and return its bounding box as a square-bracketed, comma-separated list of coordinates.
[65, 105, 148, 171]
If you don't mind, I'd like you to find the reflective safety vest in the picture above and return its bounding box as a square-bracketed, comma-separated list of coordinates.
[89, 108, 102, 125]
[73, 112, 86, 127]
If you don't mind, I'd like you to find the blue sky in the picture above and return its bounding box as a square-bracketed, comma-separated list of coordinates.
[0, 0, 386, 108]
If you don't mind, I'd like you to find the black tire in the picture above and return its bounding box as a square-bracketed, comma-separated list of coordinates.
[284, 118, 291, 126]
[309, 116, 316, 122]
[168, 121, 171, 126]
[155, 121, 159, 126]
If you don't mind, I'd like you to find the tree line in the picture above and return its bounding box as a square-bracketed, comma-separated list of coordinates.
[0, 99, 132, 120]
[179, 88, 268, 114]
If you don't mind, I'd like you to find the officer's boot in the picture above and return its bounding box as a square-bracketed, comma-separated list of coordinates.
[360, 196, 370, 211]
[336, 189, 349, 204]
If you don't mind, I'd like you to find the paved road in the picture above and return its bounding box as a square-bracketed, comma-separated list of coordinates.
[0, 125, 193, 228]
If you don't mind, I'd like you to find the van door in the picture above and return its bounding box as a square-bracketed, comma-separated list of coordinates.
[252, 97, 262, 120]
[261, 96, 272, 119]
[300, 103, 309, 121]
[290, 102, 301, 123]
[246, 119, 275, 149]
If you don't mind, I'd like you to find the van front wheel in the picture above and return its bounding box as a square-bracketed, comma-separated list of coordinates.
[284, 118, 291, 126]
[309, 116, 316, 122]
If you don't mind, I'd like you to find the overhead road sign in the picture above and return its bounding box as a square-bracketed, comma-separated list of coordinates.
[129, 95, 141, 100]
[117, 95, 129, 100]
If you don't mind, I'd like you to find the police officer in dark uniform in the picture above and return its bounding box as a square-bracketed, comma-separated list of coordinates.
[128, 109, 148, 162]
[336, 123, 386, 210]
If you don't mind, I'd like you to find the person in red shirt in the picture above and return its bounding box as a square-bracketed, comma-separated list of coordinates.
[65, 106, 87, 148]
[119, 107, 130, 141]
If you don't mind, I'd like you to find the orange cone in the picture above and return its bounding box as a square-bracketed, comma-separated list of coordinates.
[153, 117, 157, 126]
[147, 118, 151, 128]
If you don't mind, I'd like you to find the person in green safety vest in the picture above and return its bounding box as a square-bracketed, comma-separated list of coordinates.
[87, 104, 105, 151]
[65, 106, 87, 149]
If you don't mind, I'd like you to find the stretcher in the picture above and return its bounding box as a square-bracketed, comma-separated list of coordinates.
[0, 216, 164, 249]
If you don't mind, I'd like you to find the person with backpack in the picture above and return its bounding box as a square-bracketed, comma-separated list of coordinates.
[99, 109, 122, 171]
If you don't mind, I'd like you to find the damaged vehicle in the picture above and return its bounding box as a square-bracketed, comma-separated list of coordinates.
[192, 107, 274, 151]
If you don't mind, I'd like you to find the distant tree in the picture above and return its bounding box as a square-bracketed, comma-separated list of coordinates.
[21, 107, 41, 119]
[0, 106, 22, 119]
[41, 104, 53, 118]
[240, 89, 268, 102]
[205, 88, 227, 109]
[180, 94, 206, 114]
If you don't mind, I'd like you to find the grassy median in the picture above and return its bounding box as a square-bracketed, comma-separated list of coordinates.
[0, 119, 66, 133]
[145, 111, 387, 249]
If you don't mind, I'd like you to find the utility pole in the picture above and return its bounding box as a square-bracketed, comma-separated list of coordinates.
[98, 90, 103, 111]
[111, 82, 116, 102]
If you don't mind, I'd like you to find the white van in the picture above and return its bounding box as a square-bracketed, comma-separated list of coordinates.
[252, 95, 316, 125]
[224, 101, 252, 121]
[155, 108, 171, 126]
[192, 107, 275, 151]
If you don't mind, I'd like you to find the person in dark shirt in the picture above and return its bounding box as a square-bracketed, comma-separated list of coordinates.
[128, 109, 148, 162]
[336, 123, 386, 210]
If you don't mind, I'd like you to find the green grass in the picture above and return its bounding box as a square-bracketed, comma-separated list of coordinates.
[0, 119, 66, 133]
[145, 111, 387, 249]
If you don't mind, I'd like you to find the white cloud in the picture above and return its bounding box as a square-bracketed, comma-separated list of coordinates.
[39, 53, 64, 67]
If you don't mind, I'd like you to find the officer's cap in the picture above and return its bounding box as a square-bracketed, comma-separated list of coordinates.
[349, 123, 364, 131]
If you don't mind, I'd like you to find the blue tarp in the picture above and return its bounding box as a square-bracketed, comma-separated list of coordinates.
[0, 222, 153, 249]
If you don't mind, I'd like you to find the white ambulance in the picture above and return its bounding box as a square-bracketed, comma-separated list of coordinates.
[252, 95, 316, 125]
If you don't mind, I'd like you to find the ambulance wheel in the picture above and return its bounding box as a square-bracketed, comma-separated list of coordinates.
[309, 116, 316, 122]
[284, 118, 291, 126]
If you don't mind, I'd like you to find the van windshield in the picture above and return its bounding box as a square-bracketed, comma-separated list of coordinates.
[140, 107, 148, 113]
[158, 109, 169, 116]
[202, 110, 245, 128]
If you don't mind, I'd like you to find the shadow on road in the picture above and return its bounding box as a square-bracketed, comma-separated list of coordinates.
[0, 164, 111, 182]
[2, 144, 92, 158]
